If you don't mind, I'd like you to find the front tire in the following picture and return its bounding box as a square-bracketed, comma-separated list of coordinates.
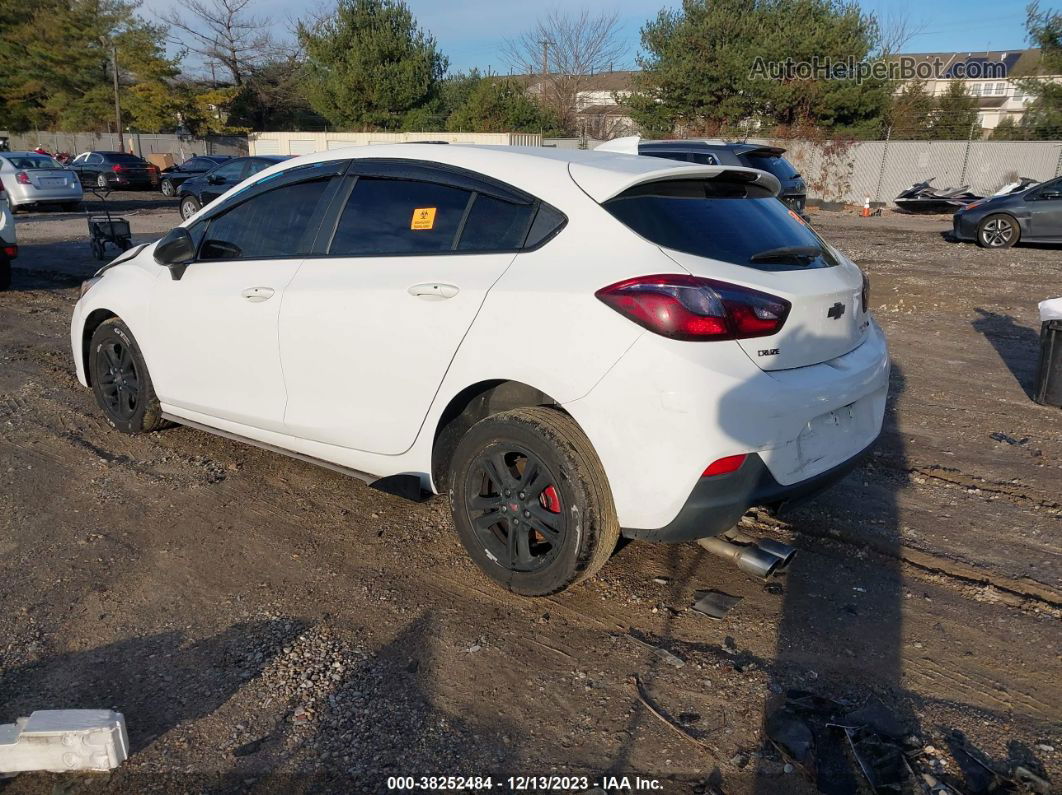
[180, 195, 200, 220]
[89, 319, 167, 434]
[160, 179, 175, 197]
[449, 407, 619, 596]
[977, 214, 1019, 248]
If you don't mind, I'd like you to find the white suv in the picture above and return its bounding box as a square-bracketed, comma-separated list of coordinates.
[71, 145, 888, 595]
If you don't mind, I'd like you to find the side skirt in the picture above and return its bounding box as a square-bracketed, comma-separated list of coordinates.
[160, 412, 429, 501]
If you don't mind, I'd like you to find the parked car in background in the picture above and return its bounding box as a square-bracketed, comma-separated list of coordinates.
[177, 155, 290, 219]
[159, 155, 232, 197]
[599, 137, 809, 219]
[0, 151, 83, 213]
[0, 180, 15, 290]
[72, 145, 887, 595]
[953, 176, 1062, 248]
[68, 152, 160, 191]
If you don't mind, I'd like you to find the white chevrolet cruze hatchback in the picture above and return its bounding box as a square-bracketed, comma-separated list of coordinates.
[71, 145, 889, 595]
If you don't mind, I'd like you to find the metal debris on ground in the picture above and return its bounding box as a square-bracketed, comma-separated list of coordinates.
[990, 432, 1029, 446]
[0, 710, 128, 774]
[691, 589, 743, 620]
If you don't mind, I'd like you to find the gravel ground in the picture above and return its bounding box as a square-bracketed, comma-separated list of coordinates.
[0, 194, 1059, 794]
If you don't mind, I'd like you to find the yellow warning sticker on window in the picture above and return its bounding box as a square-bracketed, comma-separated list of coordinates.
[411, 207, 436, 230]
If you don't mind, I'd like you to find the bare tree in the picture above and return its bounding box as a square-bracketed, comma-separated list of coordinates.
[161, 0, 282, 86]
[875, 7, 925, 56]
[503, 8, 628, 132]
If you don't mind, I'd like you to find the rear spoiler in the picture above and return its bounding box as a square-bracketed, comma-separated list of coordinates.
[570, 159, 781, 202]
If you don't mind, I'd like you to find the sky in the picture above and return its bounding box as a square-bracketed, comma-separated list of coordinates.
[139, 0, 1039, 76]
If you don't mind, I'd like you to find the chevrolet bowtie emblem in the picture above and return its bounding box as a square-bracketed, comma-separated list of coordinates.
[827, 302, 846, 319]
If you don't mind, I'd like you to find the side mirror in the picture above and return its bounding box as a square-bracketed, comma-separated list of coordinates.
[206, 174, 222, 184]
[154, 227, 196, 280]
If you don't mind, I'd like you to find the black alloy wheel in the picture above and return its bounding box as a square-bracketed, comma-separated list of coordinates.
[465, 445, 567, 574]
[96, 337, 141, 422]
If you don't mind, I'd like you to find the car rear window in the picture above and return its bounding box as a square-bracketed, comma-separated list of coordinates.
[744, 153, 799, 181]
[4, 155, 63, 169]
[604, 179, 837, 270]
[105, 153, 147, 164]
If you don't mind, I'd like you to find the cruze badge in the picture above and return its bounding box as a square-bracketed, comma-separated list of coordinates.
[827, 302, 846, 319]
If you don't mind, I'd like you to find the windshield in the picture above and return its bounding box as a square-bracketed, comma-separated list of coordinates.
[604, 179, 837, 271]
[4, 154, 63, 169]
[745, 153, 800, 181]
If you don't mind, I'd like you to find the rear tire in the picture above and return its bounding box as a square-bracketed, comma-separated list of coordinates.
[62, 201, 81, 212]
[180, 195, 200, 220]
[977, 214, 1019, 249]
[0, 256, 10, 291]
[449, 407, 619, 596]
[89, 319, 167, 434]
[161, 179, 175, 197]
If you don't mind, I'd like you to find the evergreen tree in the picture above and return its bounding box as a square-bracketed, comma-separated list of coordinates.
[1014, 2, 1062, 140]
[298, 0, 447, 130]
[931, 81, 980, 139]
[447, 78, 561, 134]
[886, 79, 933, 139]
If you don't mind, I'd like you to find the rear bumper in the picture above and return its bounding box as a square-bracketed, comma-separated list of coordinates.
[622, 436, 878, 542]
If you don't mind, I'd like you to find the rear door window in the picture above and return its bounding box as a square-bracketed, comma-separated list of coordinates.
[330, 178, 472, 255]
[209, 160, 247, 181]
[200, 178, 333, 260]
[605, 179, 837, 271]
[456, 194, 534, 252]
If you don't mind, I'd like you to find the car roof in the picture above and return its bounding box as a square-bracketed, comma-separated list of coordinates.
[3, 151, 59, 157]
[257, 145, 780, 202]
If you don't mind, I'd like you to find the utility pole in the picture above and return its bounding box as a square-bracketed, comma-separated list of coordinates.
[110, 44, 123, 149]
[540, 38, 549, 79]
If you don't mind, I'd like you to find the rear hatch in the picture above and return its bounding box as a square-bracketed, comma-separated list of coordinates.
[597, 172, 867, 371]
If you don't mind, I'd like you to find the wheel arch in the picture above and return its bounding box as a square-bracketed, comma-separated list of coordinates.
[80, 308, 119, 386]
[431, 380, 572, 491]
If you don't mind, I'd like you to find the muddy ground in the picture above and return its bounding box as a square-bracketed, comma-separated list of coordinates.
[0, 193, 1059, 794]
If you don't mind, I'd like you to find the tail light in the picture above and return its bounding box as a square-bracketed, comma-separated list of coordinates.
[595, 274, 790, 341]
[860, 271, 870, 313]
[3, 245, 17, 259]
[111, 164, 123, 173]
[15, 171, 30, 184]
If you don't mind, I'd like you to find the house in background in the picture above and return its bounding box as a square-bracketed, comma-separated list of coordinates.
[891, 49, 1059, 131]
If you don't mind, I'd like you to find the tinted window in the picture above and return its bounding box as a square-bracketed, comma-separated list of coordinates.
[605, 179, 837, 271]
[246, 159, 275, 178]
[200, 178, 332, 260]
[744, 153, 799, 180]
[330, 177, 472, 255]
[458, 194, 534, 251]
[105, 153, 147, 164]
[642, 150, 718, 166]
[524, 205, 566, 248]
[87, 154, 104, 165]
[209, 160, 246, 180]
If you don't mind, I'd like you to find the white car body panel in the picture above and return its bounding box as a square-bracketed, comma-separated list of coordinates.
[72, 144, 890, 533]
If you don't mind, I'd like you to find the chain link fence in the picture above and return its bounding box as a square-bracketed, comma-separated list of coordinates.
[0, 130, 248, 159]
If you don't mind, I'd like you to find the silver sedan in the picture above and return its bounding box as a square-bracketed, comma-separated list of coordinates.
[0, 152, 83, 212]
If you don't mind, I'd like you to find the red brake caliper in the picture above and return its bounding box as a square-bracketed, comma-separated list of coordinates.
[540, 485, 561, 514]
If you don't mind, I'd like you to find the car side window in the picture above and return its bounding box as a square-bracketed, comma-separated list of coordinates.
[246, 159, 273, 178]
[1032, 178, 1062, 199]
[330, 177, 473, 256]
[210, 160, 246, 181]
[457, 194, 535, 252]
[88, 153, 104, 165]
[73, 153, 88, 164]
[199, 178, 333, 261]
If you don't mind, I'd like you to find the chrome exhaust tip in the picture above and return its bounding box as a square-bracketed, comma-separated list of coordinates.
[756, 538, 796, 570]
[696, 536, 783, 579]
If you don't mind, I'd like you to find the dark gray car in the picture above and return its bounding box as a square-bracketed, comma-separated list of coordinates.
[637, 140, 808, 218]
[952, 177, 1062, 248]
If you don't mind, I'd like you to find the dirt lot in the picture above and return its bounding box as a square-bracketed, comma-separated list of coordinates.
[0, 193, 1059, 794]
